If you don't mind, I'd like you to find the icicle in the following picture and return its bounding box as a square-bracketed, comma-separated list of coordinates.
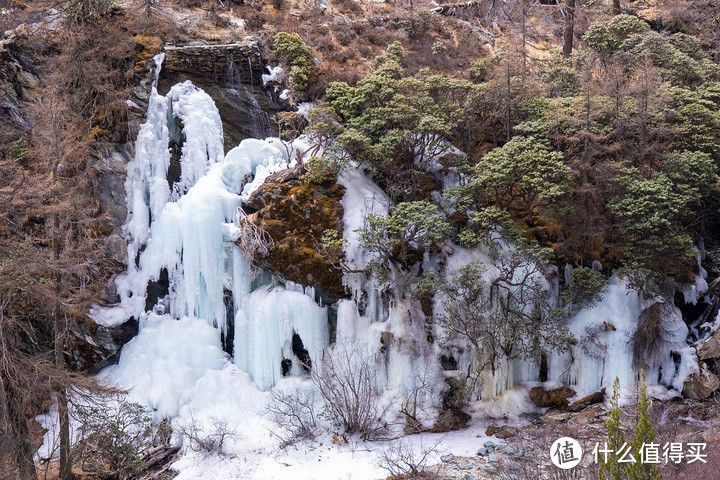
[233, 286, 329, 390]
[153, 52, 165, 88]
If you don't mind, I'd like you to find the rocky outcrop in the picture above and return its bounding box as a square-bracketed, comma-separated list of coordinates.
[243, 170, 347, 301]
[696, 328, 720, 360]
[159, 41, 279, 151]
[529, 385, 577, 409]
[68, 318, 139, 374]
[683, 363, 720, 400]
[0, 30, 39, 129]
[163, 41, 264, 86]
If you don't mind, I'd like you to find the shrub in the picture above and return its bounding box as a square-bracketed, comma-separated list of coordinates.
[431, 41, 446, 55]
[273, 32, 315, 93]
[72, 395, 156, 479]
[358, 201, 452, 277]
[399, 12, 431, 40]
[561, 266, 606, 310]
[472, 135, 571, 213]
[175, 411, 239, 456]
[312, 342, 389, 440]
[267, 387, 320, 447]
[377, 438, 442, 480]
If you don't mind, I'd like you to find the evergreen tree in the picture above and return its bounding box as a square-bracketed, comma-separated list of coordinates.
[599, 375, 663, 480]
[599, 377, 629, 480]
[629, 371, 662, 480]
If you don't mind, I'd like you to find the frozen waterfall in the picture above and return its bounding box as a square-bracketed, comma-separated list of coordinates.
[100, 57, 329, 405]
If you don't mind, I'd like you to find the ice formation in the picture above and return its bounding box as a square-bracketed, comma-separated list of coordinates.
[104, 56, 328, 396]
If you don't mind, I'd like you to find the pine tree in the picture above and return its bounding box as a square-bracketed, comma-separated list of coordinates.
[629, 371, 663, 480]
[599, 375, 663, 480]
[599, 377, 628, 480]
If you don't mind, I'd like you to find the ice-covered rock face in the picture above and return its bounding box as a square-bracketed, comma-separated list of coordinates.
[102, 57, 329, 398]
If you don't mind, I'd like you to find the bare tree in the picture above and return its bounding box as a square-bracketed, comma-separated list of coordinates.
[376, 438, 442, 480]
[311, 342, 390, 440]
[0, 303, 39, 480]
[266, 387, 320, 447]
[438, 246, 570, 391]
[175, 411, 239, 457]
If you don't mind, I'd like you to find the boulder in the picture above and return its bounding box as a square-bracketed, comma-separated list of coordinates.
[571, 405, 603, 425]
[567, 388, 605, 412]
[485, 425, 519, 439]
[696, 329, 720, 360]
[529, 385, 576, 409]
[242, 171, 347, 300]
[683, 363, 720, 400]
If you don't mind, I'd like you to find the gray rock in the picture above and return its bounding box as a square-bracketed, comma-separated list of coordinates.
[697, 328, 720, 360]
[683, 362, 720, 400]
[464, 475, 478, 480]
[484, 440, 496, 449]
[486, 453, 498, 463]
[477, 447, 489, 456]
[440, 454, 454, 462]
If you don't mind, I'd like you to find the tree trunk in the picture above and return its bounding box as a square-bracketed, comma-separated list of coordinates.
[505, 61, 512, 142]
[3, 375, 39, 480]
[0, 329, 39, 480]
[612, 0, 621, 15]
[521, 0, 528, 73]
[53, 210, 72, 480]
[562, 0, 575, 58]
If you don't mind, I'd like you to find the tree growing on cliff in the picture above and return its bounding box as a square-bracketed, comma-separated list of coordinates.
[472, 135, 571, 214]
[358, 201, 452, 279]
[438, 245, 570, 384]
[273, 32, 315, 95]
[609, 170, 697, 285]
[326, 42, 476, 200]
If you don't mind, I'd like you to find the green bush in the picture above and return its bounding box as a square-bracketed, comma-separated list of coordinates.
[73, 396, 158, 478]
[273, 32, 315, 93]
[358, 201, 452, 276]
[561, 266, 606, 309]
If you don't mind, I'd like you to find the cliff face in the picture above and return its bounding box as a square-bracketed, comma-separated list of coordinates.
[0, 31, 39, 130]
[158, 40, 280, 152]
[162, 41, 265, 85]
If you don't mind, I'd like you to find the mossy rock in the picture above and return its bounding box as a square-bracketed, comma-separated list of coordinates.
[244, 170, 348, 299]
